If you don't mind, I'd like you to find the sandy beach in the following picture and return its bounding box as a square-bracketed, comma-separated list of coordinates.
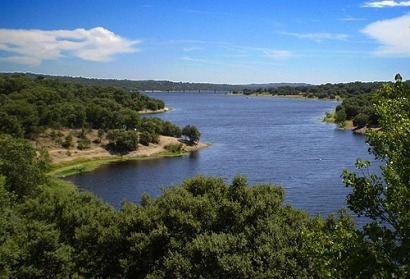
[34, 129, 208, 165]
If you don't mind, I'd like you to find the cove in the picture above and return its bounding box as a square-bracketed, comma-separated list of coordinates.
[66, 92, 379, 217]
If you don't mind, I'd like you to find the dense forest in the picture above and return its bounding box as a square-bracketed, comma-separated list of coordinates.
[0, 73, 409, 277]
[20, 72, 309, 92]
[237, 80, 392, 99]
[0, 74, 202, 153]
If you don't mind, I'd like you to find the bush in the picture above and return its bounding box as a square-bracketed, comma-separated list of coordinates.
[164, 143, 184, 153]
[77, 138, 91, 150]
[182, 125, 201, 144]
[61, 134, 73, 148]
[106, 129, 138, 153]
[139, 131, 152, 146]
[353, 113, 369, 128]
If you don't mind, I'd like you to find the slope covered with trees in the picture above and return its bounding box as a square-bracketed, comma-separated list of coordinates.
[0, 74, 165, 137]
[22, 73, 309, 92]
[0, 74, 200, 154]
[236, 81, 390, 99]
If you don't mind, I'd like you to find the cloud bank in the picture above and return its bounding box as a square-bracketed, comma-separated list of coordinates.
[362, 1, 410, 8]
[0, 27, 139, 66]
[362, 14, 410, 56]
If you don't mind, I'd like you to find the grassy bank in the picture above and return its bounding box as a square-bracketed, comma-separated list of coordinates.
[48, 149, 190, 178]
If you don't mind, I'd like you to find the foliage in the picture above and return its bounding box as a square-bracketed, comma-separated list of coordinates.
[240, 80, 401, 99]
[0, 74, 165, 138]
[0, 158, 318, 278]
[106, 129, 139, 153]
[61, 134, 73, 149]
[164, 143, 184, 153]
[0, 73, 197, 155]
[300, 210, 383, 278]
[182, 125, 201, 144]
[76, 138, 91, 150]
[342, 74, 410, 277]
[138, 118, 181, 145]
[335, 94, 378, 128]
[22, 73, 310, 92]
[116, 175, 313, 278]
[138, 131, 153, 146]
[0, 134, 50, 199]
[3, 72, 410, 278]
[353, 113, 369, 128]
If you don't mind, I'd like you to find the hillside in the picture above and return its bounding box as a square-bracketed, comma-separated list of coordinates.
[20, 72, 310, 92]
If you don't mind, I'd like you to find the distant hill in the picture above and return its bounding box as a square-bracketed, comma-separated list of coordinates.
[20, 73, 310, 92]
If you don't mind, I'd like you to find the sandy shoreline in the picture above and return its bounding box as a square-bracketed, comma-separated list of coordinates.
[48, 135, 209, 165]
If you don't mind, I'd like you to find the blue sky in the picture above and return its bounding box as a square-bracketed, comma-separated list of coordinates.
[0, 0, 409, 84]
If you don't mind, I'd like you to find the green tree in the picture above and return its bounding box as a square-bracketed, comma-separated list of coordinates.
[182, 125, 201, 144]
[162, 121, 182, 138]
[342, 74, 410, 277]
[139, 131, 152, 146]
[107, 129, 139, 153]
[117, 175, 313, 278]
[353, 112, 369, 128]
[0, 135, 49, 199]
[334, 107, 347, 124]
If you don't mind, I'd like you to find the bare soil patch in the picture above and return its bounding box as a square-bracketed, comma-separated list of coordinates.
[33, 128, 208, 164]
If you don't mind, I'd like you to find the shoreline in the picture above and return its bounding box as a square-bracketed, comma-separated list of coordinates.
[227, 92, 341, 101]
[46, 135, 209, 178]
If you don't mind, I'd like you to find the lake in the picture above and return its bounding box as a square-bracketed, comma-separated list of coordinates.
[66, 92, 378, 218]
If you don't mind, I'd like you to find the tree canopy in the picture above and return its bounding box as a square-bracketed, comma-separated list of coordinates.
[341, 74, 410, 277]
[182, 125, 201, 144]
[0, 74, 165, 138]
[0, 74, 196, 155]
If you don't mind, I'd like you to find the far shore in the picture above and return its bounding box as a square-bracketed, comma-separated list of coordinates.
[227, 92, 305, 98]
[227, 92, 342, 101]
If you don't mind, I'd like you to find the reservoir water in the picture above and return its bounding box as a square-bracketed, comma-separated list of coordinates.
[66, 92, 378, 218]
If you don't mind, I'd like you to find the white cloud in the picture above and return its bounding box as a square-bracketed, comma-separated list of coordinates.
[262, 49, 294, 59]
[340, 17, 367, 21]
[281, 32, 348, 42]
[361, 14, 410, 56]
[0, 27, 139, 66]
[362, 1, 410, 8]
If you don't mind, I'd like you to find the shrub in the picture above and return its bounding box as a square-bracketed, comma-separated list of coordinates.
[353, 113, 369, 128]
[61, 134, 73, 148]
[77, 138, 91, 150]
[139, 131, 152, 146]
[164, 143, 184, 153]
[106, 129, 138, 153]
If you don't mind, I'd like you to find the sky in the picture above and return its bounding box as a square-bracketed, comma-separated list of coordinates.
[0, 0, 409, 84]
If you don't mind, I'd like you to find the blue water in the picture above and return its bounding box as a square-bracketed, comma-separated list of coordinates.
[66, 92, 379, 218]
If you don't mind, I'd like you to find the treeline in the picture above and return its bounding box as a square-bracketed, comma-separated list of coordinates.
[22, 72, 308, 92]
[0, 74, 164, 137]
[237, 81, 391, 99]
[0, 74, 200, 153]
[333, 75, 410, 128]
[242, 80, 410, 129]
